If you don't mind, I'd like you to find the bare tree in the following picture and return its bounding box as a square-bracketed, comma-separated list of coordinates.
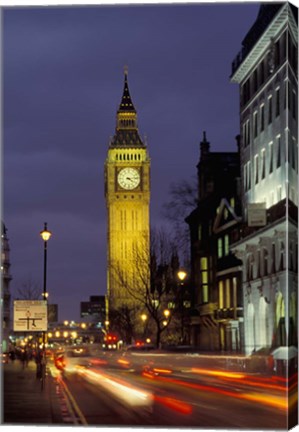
[15, 278, 41, 300]
[110, 230, 182, 348]
[162, 177, 197, 261]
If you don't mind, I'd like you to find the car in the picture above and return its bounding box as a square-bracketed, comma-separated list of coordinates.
[54, 346, 93, 373]
[126, 343, 156, 352]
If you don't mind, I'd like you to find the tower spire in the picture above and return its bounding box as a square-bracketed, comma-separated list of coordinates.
[118, 66, 136, 113]
[110, 69, 144, 147]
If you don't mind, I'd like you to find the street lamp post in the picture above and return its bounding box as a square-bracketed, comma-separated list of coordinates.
[141, 314, 147, 338]
[177, 270, 187, 344]
[40, 222, 52, 390]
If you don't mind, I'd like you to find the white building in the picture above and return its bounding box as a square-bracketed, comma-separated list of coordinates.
[230, 3, 297, 354]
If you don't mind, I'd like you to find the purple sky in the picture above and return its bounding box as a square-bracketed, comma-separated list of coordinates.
[3, 2, 260, 321]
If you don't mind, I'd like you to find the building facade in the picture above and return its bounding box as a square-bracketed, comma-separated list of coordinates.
[105, 70, 151, 321]
[186, 133, 244, 351]
[230, 3, 298, 354]
[1, 223, 12, 353]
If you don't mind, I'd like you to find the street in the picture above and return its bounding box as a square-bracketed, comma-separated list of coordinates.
[48, 350, 296, 428]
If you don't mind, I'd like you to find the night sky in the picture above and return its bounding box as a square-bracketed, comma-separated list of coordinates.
[3, 1, 260, 321]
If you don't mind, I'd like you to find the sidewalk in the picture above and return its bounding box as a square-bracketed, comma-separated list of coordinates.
[2, 359, 64, 425]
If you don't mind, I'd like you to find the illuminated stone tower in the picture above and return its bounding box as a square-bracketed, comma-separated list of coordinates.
[105, 69, 150, 315]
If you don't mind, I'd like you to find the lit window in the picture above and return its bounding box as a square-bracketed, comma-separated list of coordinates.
[230, 197, 235, 208]
[218, 238, 223, 258]
[225, 279, 231, 308]
[200, 257, 208, 270]
[219, 281, 224, 309]
[224, 235, 229, 256]
[202, 285, 208, 303]
[202, 271, 208, 284]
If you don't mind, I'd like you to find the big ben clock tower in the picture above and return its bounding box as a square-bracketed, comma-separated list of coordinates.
[105, 69, 150, 317]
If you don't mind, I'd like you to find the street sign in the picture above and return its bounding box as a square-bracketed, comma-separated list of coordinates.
[13, 300, 48, 332]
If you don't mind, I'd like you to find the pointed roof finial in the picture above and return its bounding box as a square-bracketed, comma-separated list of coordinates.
[124, 64, 128, 77]
[203, 131, 207, 142]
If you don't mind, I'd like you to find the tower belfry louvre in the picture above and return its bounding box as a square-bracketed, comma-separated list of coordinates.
[105, 70, 151, 326]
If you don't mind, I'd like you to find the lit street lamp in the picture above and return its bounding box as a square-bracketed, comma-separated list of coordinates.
[177, 270, 187, 283]
[40, 222, 52, 390]
[163, 309, 170, 320]
[177, 270, 187, 344]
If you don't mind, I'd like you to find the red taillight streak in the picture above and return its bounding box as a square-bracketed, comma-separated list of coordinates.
[152, 375, 287, 410]
[153, 395, 192, 414]
[222, 376, 286, 392]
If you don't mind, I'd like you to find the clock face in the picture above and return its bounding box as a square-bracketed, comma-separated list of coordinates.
[117, 167, 140, 190]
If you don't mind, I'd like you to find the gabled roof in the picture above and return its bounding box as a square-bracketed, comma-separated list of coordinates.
[213, 198, 242, 234]
[111, 130, 143, 147]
